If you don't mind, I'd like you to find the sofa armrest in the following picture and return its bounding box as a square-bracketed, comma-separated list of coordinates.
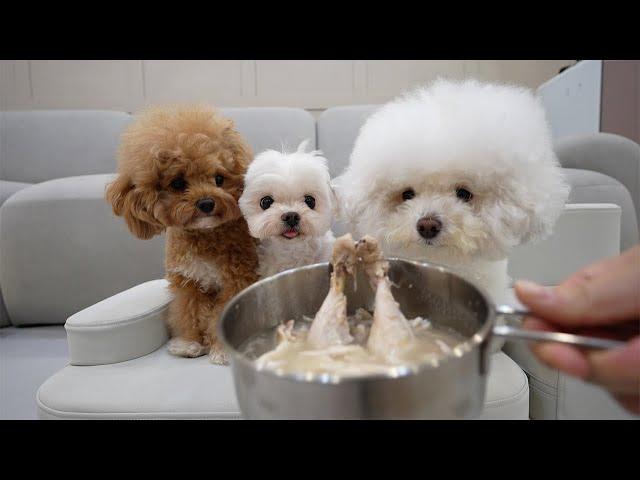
[508, 203, 621, 286]
[503, 203, 628, 418]
[555, 133, 640, 228]
[65, 279, 172, 365]
[0, 174, 166, 326]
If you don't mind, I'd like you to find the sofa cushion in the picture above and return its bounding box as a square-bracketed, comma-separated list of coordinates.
[37, 347, 528, 419]
[37, 347, 242, 420]
[0, 110, 132, 183]
[0, 326, 69, 419]
[0, 180, 31, 206]
[480, 351, 529, 420]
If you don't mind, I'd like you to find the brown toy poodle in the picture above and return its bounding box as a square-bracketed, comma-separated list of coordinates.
[106, 105, 259, 364]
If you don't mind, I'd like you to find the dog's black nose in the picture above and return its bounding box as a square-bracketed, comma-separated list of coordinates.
[197, 198, 215, 213]
[417, 216, 442, 239]
[281, 212, 300, 227]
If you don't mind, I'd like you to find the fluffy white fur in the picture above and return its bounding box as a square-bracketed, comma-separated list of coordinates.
[240, 140, 335, 278]
[336, 79, 570, 304]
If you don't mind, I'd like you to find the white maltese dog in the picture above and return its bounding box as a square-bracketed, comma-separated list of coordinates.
[336, 79, 570, 309]
[240, 140, 335, 278]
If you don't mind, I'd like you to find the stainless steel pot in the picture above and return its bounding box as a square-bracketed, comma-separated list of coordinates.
[218, 259, 623, 419]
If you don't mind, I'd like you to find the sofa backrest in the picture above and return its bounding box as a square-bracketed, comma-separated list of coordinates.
[317, 105, 378, 177]
[555, 132, 640, 230]
[220, 107, 316, 155]
[0, 108, 317, 185]
[0, 110, 132, 183]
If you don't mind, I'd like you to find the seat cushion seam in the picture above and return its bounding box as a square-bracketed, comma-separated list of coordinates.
[37, 390, 241, 419]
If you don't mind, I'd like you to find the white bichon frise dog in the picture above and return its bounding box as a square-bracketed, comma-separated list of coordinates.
[239, 141, 335, 278]
[336, 79, 570, 306]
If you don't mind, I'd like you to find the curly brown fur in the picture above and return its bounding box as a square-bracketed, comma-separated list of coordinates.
[106, 104, 259, 363]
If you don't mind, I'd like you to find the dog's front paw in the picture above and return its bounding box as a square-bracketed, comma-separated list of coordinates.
[168, 338, 208, 358]
[208, 346, 230, 365]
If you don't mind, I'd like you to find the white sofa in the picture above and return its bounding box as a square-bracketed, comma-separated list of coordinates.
[34, 203, 622, 420]
[1, 107, 638, 419]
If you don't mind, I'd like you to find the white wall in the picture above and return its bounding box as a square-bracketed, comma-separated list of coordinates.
[1, 60, 574, 114]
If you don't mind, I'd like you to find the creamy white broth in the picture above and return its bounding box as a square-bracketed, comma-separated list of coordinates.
[242, 310, 466, 379]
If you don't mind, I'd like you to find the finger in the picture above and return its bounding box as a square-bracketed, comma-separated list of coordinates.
[529, 342, 590, 379]
[522, 317, 555, 332]
[523, 316, 588, 373]
[514, 247, 640, 327]
[524, 317, 638, 342]
[587, 336, 640, 395]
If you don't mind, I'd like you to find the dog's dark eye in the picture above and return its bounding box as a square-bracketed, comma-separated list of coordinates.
[456, 187, 473, 202]
[170, 177, 187, 192]
[215, 174, 224, 187]
[402, 188, 415, 201]
[304, 195, 316, 210]
[260, 196, 274, 210]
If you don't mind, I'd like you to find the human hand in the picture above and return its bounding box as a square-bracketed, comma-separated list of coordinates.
[514, 245, 640, 414]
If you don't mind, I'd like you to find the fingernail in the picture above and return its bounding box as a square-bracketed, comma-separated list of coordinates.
[516, 280, 555, 301]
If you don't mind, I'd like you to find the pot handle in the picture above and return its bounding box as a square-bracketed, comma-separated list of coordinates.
[493, 305, 625, 350]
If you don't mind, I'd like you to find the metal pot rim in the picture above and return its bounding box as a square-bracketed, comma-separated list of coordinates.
[218, 257, 497, 385]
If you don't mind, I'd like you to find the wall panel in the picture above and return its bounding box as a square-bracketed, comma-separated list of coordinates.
[365, 60, 465, 101]
[1, 60, 576, 112]
[143, 60, 245, 105]
[29, 60, 143, 111]
[256, 60, 355, 108]
[0, 61, 32, 109]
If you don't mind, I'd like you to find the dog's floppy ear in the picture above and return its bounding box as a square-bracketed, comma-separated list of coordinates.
[221, 119, 253, 171]
[106, 174, 164, 240]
